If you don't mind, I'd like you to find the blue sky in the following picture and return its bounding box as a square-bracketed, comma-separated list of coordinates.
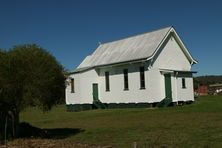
[0, 0, 221, 76]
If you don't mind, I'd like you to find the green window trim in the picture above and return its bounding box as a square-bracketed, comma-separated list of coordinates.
[123, 69, 129, 90]
[182, 78, 186, 89]
[105, 71, 110, 91]
[71, 78, 75, 93]
[140, 66, 146, 89]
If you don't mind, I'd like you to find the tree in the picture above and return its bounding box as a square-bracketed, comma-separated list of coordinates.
[0, 44, 65, 137]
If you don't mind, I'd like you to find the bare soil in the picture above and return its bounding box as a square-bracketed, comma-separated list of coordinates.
[0, 139, 111, 148]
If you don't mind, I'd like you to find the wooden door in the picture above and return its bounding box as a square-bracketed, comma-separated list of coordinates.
[164, 74, 172, 99]
[92, 83, 99, 101]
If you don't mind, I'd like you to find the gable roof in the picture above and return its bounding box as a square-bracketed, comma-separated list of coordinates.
[74, 26, 197, 73]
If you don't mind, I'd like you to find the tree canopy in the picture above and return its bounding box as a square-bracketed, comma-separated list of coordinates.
[194, 75, 222, 86]
[0, 44, 65, 113]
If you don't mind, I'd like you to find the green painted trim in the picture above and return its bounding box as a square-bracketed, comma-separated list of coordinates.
[92, 83, 99, 101]
[164, 74, 172, 99]
[67, 103, 152, 112]
[66, 100, 193, 112]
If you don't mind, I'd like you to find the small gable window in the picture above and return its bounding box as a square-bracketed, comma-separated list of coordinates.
[123, 69, 129, 90]
[71, 78, 75, 93]
[182, 78, 186, 89]
[105, 71, 110, 91]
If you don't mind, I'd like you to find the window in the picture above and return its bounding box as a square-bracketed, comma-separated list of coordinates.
[182, 78, 186, 89]
[123, 69, 129, 90]
[140, 66, 145, 89]
[105, 71, 110, 91]
[71, 78, 75, 93]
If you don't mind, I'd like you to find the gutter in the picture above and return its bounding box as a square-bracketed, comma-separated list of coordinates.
[69, 57, 150, 75]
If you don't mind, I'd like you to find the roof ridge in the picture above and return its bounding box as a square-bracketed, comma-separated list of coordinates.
[100, 26, 172, 46]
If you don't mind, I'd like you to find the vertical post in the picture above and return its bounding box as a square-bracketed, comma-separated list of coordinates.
[14, 109, 20, 137]
[8, 111, 15, 137]
[133, 142, 137, 148]
[4, 116, 7, 146]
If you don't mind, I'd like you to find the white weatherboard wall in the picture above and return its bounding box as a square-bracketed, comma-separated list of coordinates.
[66, 73, 81, 104]
[79, 69, 100, 104]
[99, 62, 165, 103]
[99, 63, 147, 103]
[66, 62, 168, 104]
[176, 76, 194, 102]
[153, 35, 191, 71]
[147, 68, 165, 102]
[152, 34, 194, 102]
[66, 69, 99, 104]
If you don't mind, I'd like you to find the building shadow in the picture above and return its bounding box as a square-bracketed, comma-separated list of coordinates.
[18, 122, 84, 139]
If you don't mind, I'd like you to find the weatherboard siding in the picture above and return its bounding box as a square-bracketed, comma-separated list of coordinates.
[152, 35, 191, 71]
[66, 63, 176, 105]
[99, 63, 152, 103]
[147, 68, 165, 102]
[79, 69, 100, 104]
[66, 73, 81, 104]
[66, 69, 99, 104]
[151, 35, 195, 102]
[176, 76, 194, 102]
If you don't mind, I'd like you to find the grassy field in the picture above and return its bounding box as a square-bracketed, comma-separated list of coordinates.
[19, 95, 222, 148]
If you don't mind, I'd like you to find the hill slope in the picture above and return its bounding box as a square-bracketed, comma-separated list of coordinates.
[195, 75, 222, 85]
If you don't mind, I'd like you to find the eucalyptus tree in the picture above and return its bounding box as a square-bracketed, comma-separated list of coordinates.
[0, 44, 65, 137]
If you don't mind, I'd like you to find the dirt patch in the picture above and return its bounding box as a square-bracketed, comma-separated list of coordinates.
[0, 139, 112, 148]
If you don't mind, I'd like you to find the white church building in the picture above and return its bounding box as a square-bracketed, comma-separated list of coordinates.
[66, 26, 197, 110]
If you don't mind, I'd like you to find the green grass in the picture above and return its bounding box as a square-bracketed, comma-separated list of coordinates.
[20, 95, 222, 148]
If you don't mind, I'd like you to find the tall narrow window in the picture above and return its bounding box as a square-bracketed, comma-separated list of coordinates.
[105, 71, 110, 91]
[71, 78, 75, 93]
[123, 69, 129, 90]
[140, 66, 145, 89]
[182, 78, 186, 88]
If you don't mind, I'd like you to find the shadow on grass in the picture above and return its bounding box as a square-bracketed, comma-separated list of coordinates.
[18, 122, 84, 139]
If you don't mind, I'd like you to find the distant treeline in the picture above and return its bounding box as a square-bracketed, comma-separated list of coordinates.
[194, 75, 222, 86]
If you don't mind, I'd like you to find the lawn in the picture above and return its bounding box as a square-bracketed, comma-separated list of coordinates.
[19, 95, 222, 148]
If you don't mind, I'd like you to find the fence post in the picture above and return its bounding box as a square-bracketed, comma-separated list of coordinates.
[5, 116, 8, 146]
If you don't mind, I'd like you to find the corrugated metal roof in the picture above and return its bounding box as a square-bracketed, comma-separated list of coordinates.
[77, 55, 92, 69]
[78, 26, 172, 69]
